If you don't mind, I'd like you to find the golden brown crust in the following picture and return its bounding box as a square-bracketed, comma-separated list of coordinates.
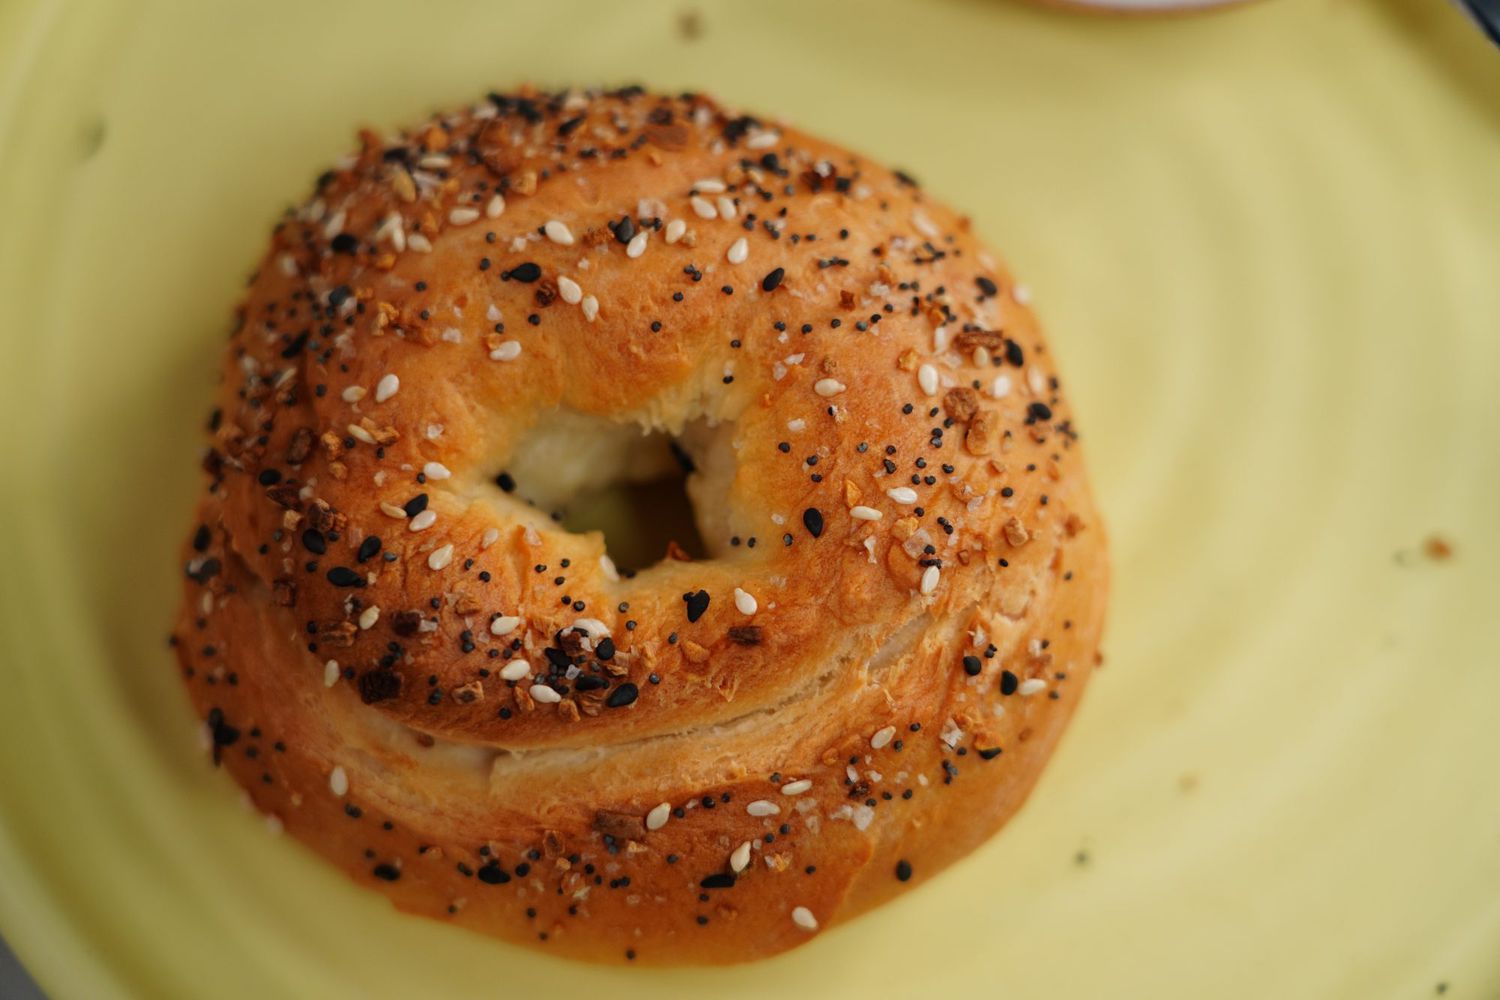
[172, 85, 1108, 964]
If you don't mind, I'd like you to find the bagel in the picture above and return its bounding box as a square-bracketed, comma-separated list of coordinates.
[172, 84, 1108, 965]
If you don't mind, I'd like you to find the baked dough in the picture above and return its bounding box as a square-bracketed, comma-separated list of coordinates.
[173, 85, 1108, 964]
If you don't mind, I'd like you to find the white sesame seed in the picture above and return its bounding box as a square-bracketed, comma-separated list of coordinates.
[886, 486, 919, 504]
[441, 327, 462, 343]
[850, 506, 883, 521]
[870, 726, 896, 749]
[726, 236, 748, 264]
[690, 195, 717, 219]
[1019, 678, 1048, 696]
[912, 209, 940, 239]
[646, 803, 671, 831]
[347, 424, 376, 445]
[693, 178, 727, 193]
[792, 906, 818, 931]
[746, 800, 780, 817]
[626, 231, 648, 258]
[481, 527, 500, 549]
[329, 766, 348, 797]
[427, 544, 454, 570]
[730, 841, 752, 873]
[407, 232, 433, 253]
[448, 207, 480, 226]
[571, 618, 611, 638]
[358, 606, 380, 630]
[341, 386, 366, 402]
[490, 615, 521, 636]
[920, 565, 940, 595]
[423, 461, 451, 480]
[918, 363, 939, 397]
[599, 553, 619, 581]
[557, 276, 583, 304]
[581, 296, 599, 322]
[664, 219, 687, 244]
[408, 509, 437, 531]
[529, 683, 562, 704]
[322, 210, 346, 240]
[990, 374, 1012, 399]
[781, 779, 813, 795]
[380, 502, 408, 519]
[323, 660, 340, 688]
[485, 193, 506, 218]
[375, 373, 400, 403]
[1013, 283, 1032, 305]
[489, 340, 522, 361]
[544, 220, 575, 246]
[787, 418, 806, 432]
[733, 587, 758, 615]
[716, 195, 737, 220]
[814, 378, 846, 397]
[747, 130, 780, 150]
[499, 659, 530, 681]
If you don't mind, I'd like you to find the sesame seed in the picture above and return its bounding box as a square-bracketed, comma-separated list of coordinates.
[690, 195, 717, 219]
[870, 726, 896, 750]
[341, 386, 366, 402]
[990, 374, 1012, 398]
[918, 363, 939, 397]
[761, 267, 784, 292]
[499, 659, 530, 681]
[375, 373, 400, 403]
[481, 528, 500, 549]
[347, 424, 376, 445]
[448, 207, 480, 226]
[746, 800, 780, 817]
[529, 684, 562, 704]
[544, 220, 575, 245]
[716, 196, 737, 220]
[791, 906, 818, 931]
[407, 233, 433, 253]
[665, 219, 687, 243]
[1014, 283, 1033, 305]
[726, 237, 748, 264]
[557, 276, 583, 304]
[428, 544, 454, 570]
[850, 506, 883, 521]
[814, 378, 846, 397]
[571, 617, 611, 638]
[489, 340, 522, 361]
[485, 194, 506, 218]
[329, 766, 349, 797]
[920, 565, 940, 595]
[911, 210, 939, 239]
[781, 779, 813, 795]
[886, 486, 918, 504]
[626, 231, 648, 258]
[358, 606, 380, 630]
[423, 461, 451, 480]
[408, 509, 437, 531]
[733, 587, 758, 615]
[730, 841, 752, 873]
[490, 615, 521, 636]
[379, 502, 408, 519]
[323, 660, 340, 688]
[1019, 678, 1048, 696]
[581, 296, 599, 321]
[747, 130, 780, 150]
[646, 803, 671, 831]
[693, 178, 727, 193]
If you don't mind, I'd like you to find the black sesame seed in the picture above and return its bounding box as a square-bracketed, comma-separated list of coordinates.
[962, 655, 982, 676]
[761, 267, 784, 292]
[684, 590, 710, 623]
[1000, 670, 1020, 696]
[605, 683, 639, 708]
[802, 508, 824, 538]
[326, 567, 364, 587]
[507, 262, 542, 282]
[895, 860, 913, 881]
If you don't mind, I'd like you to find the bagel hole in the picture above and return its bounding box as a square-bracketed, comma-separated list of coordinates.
[561, 464, 707, 573]
[495, 413, 723, 574]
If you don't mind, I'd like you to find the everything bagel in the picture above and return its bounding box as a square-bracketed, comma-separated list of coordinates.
[173, 85, 1108, 964]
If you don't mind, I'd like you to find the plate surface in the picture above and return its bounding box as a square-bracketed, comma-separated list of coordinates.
[2, 0, 1498, 996]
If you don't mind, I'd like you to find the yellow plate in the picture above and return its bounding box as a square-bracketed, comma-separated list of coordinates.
[3, 0, 1498, 996]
